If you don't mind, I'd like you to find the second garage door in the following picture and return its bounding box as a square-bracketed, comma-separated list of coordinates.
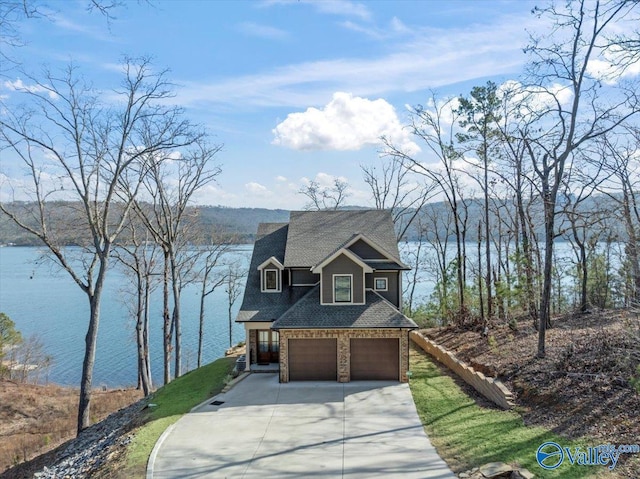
[288, 338, 337, 381]
[350, 338, 399, 380]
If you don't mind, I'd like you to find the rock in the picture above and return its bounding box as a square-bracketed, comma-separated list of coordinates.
[30, 398, 145, 478]
[459, 473, 470, 478]
[511, 469, 535, 479]
[479, 462, 515, 478]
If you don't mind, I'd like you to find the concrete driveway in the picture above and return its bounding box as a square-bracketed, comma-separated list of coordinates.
[149, 373, 455, 478]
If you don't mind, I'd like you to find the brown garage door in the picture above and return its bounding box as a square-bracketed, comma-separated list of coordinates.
[288, 338, 337, 381]
[350, 338, 399, 380]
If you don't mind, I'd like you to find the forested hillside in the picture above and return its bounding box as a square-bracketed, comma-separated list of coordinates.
[0, 203, 290, 245]
[0, 197, 628, 246]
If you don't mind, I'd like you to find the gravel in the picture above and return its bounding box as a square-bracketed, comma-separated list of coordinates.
[30, 400, 144, 479]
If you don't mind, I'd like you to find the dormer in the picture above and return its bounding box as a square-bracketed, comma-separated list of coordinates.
[312, 249, 372, 305]
[257, 257, 284, 293]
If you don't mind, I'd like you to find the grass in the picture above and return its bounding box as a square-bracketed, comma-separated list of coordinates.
[118, 357, 236, 478]
[408, 345, 598, 479]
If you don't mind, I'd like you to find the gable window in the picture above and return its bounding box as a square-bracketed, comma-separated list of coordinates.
[374, 277, 388, 291]
[334, 275, 352, 303]
[263, 269, 279, 292]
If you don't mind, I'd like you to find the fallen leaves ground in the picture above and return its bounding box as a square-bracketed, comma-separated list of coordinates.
[0, 382, 141, 476]
[422, 309, 640, 477]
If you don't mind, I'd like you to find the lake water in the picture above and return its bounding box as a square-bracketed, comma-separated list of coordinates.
[0, 246, 252, 387]
[0, 240, 594, 387]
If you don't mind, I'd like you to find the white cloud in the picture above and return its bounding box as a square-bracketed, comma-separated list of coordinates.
[174, 12, 535, 110]
[301, 172, 348, 188]
[263, 0, 371, 21]
[244, 181, 272, 196]
[340, 16, 410, 39]
[275, 175, 287, 182]
[272, 92, 419, 154]
[586, 56, 640, 85]
[309, 0, 371, 20]
[390, 17, 409, 34]
[237, 22, 289, 40]
[497, 80, 573, 118]
[3, 79, 59, 99]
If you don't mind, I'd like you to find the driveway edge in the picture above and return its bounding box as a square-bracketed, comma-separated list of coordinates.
[146, 422, 177, 479]
[146, 373, 252, 479]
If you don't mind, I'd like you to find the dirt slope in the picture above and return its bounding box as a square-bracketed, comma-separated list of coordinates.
[0, 381, 141, 474]
[422, 309, 640, 476]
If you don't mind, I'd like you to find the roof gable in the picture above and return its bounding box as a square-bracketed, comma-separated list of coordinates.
[283, 210, 400, 267]
[257, 256, 284, 271]
[311, 249, 373, 274]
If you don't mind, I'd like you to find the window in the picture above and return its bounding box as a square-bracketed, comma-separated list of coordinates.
[374, 277, 388, 291]
[264, 269, 278, 291]
[334, 275, 352, 303]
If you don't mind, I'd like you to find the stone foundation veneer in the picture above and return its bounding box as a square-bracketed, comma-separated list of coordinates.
[278, 328, 411, 383]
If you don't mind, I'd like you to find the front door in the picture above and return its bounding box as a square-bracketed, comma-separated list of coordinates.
[257, 330, 279, 364]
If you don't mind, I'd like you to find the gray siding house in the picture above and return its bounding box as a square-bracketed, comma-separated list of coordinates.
[236, 210, 417, 382]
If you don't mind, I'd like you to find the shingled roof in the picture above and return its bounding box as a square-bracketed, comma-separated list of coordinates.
[283, 210, 400, 267]
[271, 286, 417, 329]
[237, 223, 307, 322]
[237, 210, 412, 326]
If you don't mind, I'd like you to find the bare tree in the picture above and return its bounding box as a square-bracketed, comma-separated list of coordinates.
[522, 0, 640, 357]
[559, 153, 606, 313]
[384, 93, 470, 315]
[362, 155, 436, 240]
[493, 86, 541, 326]
[194, 239, 232, 368]
[299, 177, 350, 210]
[0, 58, 195, 432]
[599, 128, 640, 305]
[224, 262, 246, 348]
[132, 141, 222, 383]
[113, 219, 160, 396]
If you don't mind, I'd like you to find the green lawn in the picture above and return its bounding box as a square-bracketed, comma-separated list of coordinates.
[408, 345, 597, 479]
[123, 357, 236, 477]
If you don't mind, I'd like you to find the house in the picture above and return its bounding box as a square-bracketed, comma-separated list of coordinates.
[236, 210, 417, 382]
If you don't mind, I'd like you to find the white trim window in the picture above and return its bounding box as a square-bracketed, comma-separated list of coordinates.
[262, 268, 281, 292]
[374, 277, 388, 292]
[333, 274, 353, 303]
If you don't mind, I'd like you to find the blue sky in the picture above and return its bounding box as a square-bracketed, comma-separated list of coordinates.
[1, 0, 543, 209]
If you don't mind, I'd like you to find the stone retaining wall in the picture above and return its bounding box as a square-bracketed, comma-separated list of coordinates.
[410, 331, 515, 409]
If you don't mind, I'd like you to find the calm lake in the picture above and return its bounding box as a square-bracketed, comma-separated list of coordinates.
[0, 245, 252, 387]
[0, 240, 588, 387]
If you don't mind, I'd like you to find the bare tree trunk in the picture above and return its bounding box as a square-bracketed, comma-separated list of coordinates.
[477, 221, 484, 326]
[576, 232, 588, 313]
[453, 198, 466, 312]
[78, 268, 106, 433]
[162, 250, 171, 385]
[484, 160, 493, 321]
[198, 282, 206, 368]
[538, 190, 555, 357]
[516, 183, 537, 327]
[144, 276, 152, 390]
[171, 254, 182, 378]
